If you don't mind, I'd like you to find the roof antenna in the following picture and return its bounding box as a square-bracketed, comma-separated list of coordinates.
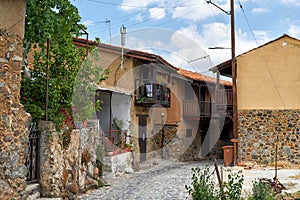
[105, 18, 111, 45]
[120, 25, 127, 69]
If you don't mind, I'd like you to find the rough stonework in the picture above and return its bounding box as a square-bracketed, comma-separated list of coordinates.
[147, 125, 180, 161]
[238, 109, 300, 165]
[0, 31, 29, 199]
[38, 121, 105, 198]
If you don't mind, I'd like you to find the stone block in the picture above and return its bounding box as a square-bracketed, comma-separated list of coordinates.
[5, 165, 27, 179]
[284, 146, 291, 155]
[11, 61, 20, 71]
[0, 58, 8, 63]
[8, 43, 17, 52]
[12, 55, 22, 62]
[38, 120, 56, 131]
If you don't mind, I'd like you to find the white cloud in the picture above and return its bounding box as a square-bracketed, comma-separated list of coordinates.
[120, 0, 231, 22]
[288, 23, 300, 38]
[251, 7, 271, 14]
[132, 13, 143, 22]
[121, 23, 270, 71]
[120, 0, 160, 11]
[82, 20, 95, 27]
[149, 7, 166, 20]
[171, 0, 229, 22]
[173, 22, 271, 66]
[280, 0, 300, 6]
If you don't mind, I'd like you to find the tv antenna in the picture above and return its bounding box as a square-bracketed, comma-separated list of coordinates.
[95, 19, 111, 44]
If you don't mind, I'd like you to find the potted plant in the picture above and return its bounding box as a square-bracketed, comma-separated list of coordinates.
[123, 143, 132, 152]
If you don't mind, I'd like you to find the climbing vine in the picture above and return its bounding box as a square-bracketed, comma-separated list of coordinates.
[21, 0, 108, 128]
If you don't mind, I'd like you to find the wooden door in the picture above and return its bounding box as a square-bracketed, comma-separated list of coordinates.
[138, 115, 147, 162]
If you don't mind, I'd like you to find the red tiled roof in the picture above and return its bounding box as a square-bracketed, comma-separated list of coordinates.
[73, 37, 231, 86]
[73, 37, 178, 71]
[178, 68, 232, 86]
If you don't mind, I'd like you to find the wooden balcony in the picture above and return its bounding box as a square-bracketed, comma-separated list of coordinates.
[183, 100, 212, 118]
[217, 89, 233, 106]
[135, 80, 170, 107]
[216, 89, 233, 116]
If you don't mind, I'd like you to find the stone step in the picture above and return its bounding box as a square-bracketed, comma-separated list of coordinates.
[26, 183, 40, 200]
[140, 159, 160, 170]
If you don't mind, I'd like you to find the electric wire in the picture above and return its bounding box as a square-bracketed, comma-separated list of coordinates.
[238, 1, 285, 107]
[88, 0, 188, 35]
[126, 0, 191, 28]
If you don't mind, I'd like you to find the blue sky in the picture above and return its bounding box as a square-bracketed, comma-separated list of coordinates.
[72, 0, 300, 73]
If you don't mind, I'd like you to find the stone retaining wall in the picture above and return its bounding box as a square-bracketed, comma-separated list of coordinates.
[238, 109, 300, 165]
[39, 121, 104, 198]
[0, 31, 29, 199]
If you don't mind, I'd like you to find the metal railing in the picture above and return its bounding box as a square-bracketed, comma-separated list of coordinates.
[103, 130, 123, 147]
[26, 122, 40, 183]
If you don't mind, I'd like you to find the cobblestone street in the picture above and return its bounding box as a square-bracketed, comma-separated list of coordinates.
[78, 159, 300, 200]
[79, 160, 203, 200]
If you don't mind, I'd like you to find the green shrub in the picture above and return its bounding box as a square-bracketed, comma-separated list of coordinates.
[185, 167, 218, 200]
[248, 179, 277, 200]
[186, 167, 244, 200]
[222, 170, 244, 200]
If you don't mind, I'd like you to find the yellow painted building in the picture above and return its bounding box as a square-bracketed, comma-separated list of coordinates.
[212, 34, 300, 165]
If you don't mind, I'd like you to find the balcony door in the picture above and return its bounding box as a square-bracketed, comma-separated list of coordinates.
[138, 115, 147, 162]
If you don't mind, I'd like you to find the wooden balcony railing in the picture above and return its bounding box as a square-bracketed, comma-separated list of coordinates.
[216, 89, 233, 116]
[135, 80, 170, 107]
[183, 100, 212, 117]
[216, 89, 233, 106]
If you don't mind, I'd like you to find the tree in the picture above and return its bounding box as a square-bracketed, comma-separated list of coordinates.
[21, 0, 108, 128]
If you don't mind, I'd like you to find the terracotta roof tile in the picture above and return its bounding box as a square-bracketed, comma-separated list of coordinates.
[73, 37, 232, 87]
[178, 68, 232, 86]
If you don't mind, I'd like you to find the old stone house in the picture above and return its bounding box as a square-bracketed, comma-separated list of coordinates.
[74, 38, 233, 166]
[211, 34, 300, 165]
[0, 0, 29, 199]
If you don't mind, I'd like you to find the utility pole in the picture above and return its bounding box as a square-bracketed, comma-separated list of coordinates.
[207, 0, 237, 165]
[230, 0, 238, 166]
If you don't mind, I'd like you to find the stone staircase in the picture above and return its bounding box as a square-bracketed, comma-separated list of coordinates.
[26, 183, 40, 200]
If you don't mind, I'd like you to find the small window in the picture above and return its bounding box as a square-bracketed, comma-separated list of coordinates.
[186, 129, 192, 137]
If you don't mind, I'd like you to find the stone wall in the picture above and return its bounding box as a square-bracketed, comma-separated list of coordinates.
[147, 125, 181, 161]
[238, 109, 300, 165]
[0, 31, 29, 199]
[39, 121, 104, 198]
